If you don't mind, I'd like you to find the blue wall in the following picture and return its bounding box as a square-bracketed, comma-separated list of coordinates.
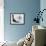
[40, 0, 46, 27]
[4, 0, 40, 42]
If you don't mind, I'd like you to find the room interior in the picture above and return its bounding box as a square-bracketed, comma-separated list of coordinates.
[0, 0, 46, 46]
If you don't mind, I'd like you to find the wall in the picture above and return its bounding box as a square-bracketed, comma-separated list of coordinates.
[4, 0, 40, 42]
[40, 0, 46, 27]
[0, 0, 4, 42]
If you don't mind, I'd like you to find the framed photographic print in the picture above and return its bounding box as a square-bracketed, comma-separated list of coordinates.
[10, 13, 25, 25]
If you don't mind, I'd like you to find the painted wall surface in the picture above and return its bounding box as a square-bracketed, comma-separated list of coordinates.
[40, 0, 46, 27]
[4, 0, 40, 42]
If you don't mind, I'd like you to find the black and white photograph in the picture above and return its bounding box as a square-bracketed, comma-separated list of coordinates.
[10, 13, 25, 24]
